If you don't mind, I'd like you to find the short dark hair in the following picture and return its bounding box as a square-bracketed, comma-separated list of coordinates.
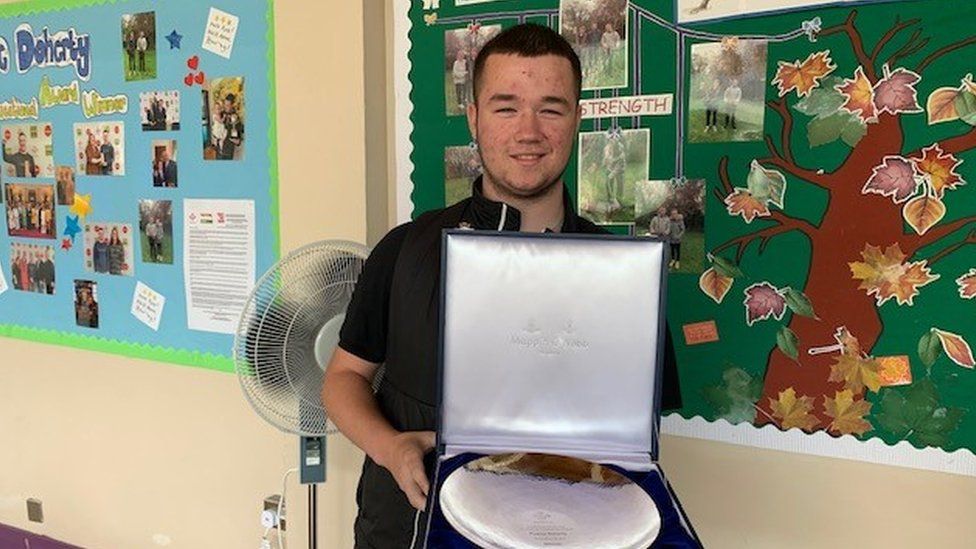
[472, 23, 582, 103]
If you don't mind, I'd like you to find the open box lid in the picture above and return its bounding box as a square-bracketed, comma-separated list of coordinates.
[437, 230, 669, 465]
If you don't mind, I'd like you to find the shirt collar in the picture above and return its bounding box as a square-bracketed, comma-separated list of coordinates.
[464, 176, 581, 233]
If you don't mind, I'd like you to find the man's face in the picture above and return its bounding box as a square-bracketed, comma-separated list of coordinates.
[102, 132, 109, 144]
[161, 149, 170, 163]
[467, 54, 580, 200]
[18, 135, 27, 153]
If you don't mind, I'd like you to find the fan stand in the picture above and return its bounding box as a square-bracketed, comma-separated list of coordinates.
[300, 436, 326, 549]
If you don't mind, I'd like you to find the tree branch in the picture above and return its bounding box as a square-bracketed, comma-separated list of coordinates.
[905, 127, 976, 160]
[870, 16, 921, 66]
[759, 98, 833, 190]
[916, 36, 976, 74]
[907, 215, 976, 256]
[817, 10, 876, 82]
[712, 157, 817, 262]
[885, 29, 929, 69]
[923, 230, 976, 266]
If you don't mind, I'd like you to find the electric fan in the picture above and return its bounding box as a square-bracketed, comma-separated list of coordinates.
[233, 240, 370, 549]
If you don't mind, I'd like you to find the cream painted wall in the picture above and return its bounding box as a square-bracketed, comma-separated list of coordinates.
[2, 1, 975, 549]
[0, 0, 368, 548]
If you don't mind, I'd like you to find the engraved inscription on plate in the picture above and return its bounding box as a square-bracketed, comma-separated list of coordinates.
[439, 453, 661, 549]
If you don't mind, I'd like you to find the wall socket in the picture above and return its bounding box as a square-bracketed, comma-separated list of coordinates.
[263, 494, 286, 531]
[27, 498, 43, 523]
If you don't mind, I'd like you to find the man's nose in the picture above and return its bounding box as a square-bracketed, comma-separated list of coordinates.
[514, 112, 543, 142]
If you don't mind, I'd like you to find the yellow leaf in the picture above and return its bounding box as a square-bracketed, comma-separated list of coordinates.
[926, 86, 962, 124]
[769, 387, 819, 431]
[823, 390, 873, 435]
[849, 242, 939, 306]
[829, 354, 882, 393]
[836, 66, 877, 122]
[698, 267, 733, 304]
[902, 193, 946, 235]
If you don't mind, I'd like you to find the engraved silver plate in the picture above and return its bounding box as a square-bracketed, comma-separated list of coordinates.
[439, 453, 661, 549]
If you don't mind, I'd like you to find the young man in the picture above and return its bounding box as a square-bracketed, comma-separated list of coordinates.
[99, 130, 115, 175]
[3, 133, 38, 178]
[322, 24, 681, 548]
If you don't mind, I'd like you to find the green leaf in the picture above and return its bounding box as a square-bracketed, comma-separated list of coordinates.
[918, 330, 941, 369]
[776, 326, 799, 361]
[807, 112, 847, 148]
[793, 76, 846, 119]
[782, 287, 816, 318]
[953, 90, 976, 126]
[703, 367, 763, 424]
[711, 255, 744, 278]
[840, 116, 867, 147]
[747, 160, 786, 209]
[876, 379, 963, 448]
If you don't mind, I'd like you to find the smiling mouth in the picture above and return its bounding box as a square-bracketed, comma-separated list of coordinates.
[511, 153, 546, 165]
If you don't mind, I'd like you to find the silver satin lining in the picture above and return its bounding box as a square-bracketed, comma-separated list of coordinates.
[441, 234, 664, 463]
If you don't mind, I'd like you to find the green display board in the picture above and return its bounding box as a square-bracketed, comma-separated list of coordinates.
[404, 0, 976, 472]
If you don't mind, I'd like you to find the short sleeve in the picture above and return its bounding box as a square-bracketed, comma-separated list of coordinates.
[337, 223, 411, 364]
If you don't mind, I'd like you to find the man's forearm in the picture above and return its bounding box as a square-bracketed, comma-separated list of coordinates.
[322, 369, 399, 467]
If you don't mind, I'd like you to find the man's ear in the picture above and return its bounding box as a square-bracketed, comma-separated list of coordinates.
[466, 101, 478, 142]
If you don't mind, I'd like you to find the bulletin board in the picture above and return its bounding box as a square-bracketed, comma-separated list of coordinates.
[0, 0, 279, 372]
[398, 0, 976, 475]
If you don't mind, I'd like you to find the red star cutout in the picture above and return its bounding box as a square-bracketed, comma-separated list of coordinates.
[61, 238, 73, 251]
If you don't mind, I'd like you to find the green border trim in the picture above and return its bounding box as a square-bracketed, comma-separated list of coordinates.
[0, 0, 280, 373]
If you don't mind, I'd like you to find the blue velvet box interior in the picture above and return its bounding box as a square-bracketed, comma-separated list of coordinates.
[426, 232, 701, 548]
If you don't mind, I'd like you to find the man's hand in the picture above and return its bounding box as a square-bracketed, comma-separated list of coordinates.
[378, 431, 435, 511]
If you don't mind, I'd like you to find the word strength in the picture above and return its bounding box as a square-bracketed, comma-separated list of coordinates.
[579, 94, 674, 119]
[0, 24, 92, 80]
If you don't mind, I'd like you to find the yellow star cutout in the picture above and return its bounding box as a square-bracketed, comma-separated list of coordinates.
[69, 193, 92, 219]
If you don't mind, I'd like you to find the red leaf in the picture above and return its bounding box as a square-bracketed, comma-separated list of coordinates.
[873, 66, 923, 116]
[743, 282, 787, 326]
[836, 66, 877, 123]
[863, 156, 919, 204]
[933, 328, 976, 369]
[724, 188, 770, 223]
[956, 269, 976, 299]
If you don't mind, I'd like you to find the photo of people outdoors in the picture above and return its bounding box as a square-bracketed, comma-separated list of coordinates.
[56, 166, 75, 206]
[635, 179, 706, 273]
[688, 39, 768, 143]
[138, 200, 173, 264]
[121, 12, 157, 81]
[74, 280, 99, 329]
[2, 123, 55, 179]
[140, 91, 181, 131]
[202, 77, 245, 160]
[83, 222, 135, 277]
[559, 0, 628, 90]
[9, 242, 55, 295]
[74, 123, 126, 176]
[444, 24, 501, 116]
[577, 128, 649, 225]
[444, 145, 481, 206]
[5, 183, 56, 239]
[151, 140, 178, 187]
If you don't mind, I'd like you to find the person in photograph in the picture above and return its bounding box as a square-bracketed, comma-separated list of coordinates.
[11, 249, 22, 289]
[76, 286, 99, 328]
[155, 98, 168, 130]
[16, 249, 29, 290]
[602, 137, 626, 212]
[40, 196, 52, 237]
[158, 147, 177, 187]
[84, 133, 103, 175]
[668, 207, 686, 269]
[93, 232, 110, 274]
[451, 50, 469, 111]
[107, 227, 125, 275]
[218, 94, 243, 160]
[649, 206, 670, 237]
[152, 159, 165, 187]
[38, 248, 54, 294]
[320, 24, 681, 548]
[137, 31, 148, 74]
[99, 130, 115, 175]
[7, 199, 18, 232]
[124, 31, 137, 73]
[145, 216, 161, 261]
[600, 23, 621, 70]
[27, 249, 38, 291]
[56, 167, 75, 205]
[723, 78, 742, 131]
[703, 78, 720, 133]
[3, 132, 38, 177]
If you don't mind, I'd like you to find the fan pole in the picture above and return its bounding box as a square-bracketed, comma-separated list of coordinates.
[308, 484, 317, 549]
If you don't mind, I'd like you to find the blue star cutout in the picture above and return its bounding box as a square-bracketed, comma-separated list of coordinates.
[64, 215, 82, 241]
[166, 30, 183, 50]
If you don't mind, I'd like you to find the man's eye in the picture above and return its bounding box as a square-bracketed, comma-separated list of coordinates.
[541, 109, 564, 116]
[495, 107, 516, 114]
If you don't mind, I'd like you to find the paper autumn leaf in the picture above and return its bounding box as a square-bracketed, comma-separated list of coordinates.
[956, 268, 976, 299]
[743, 282, 787, 326]
[699, 267, 734, 304]
[927, 86, 963, 124]
[873, 66, 923, 116]
[829, 353, 883, 393]
[862, 156, 919, 204]
[836, 66, 877, 123]
[702, 367, 763, 424]
[834, 326, 863, 356]
[747, 160, 786, 209]
[724, 188, 770, 223]
[933, 328, 976, 368]
[911, 144, 965, 198]
[772, 50, 836, 97]
[769, 387, 819, 431]
[849, 242, 939, 306]
[877, 378, 963, 447]
[902, 193, 947, 235]
[824, 390, 873, 436]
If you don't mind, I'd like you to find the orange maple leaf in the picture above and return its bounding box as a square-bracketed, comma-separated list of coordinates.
[823, 390, 873, 436]
[836, 66, 877, 123]
[957, 268, 976, 299]
[699, 267, 734, 304]
[724, 188, 770, 223]
[769, 387, 819, 431]
[912, 144, 965, 198]
[848, 242, 939, 306]
[772, 51, 837, 97]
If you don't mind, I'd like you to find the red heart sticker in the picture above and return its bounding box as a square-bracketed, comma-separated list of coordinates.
[195, 71, 206, 85]
[184, 73, 194, 86]
[187, 55, 199, 70]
